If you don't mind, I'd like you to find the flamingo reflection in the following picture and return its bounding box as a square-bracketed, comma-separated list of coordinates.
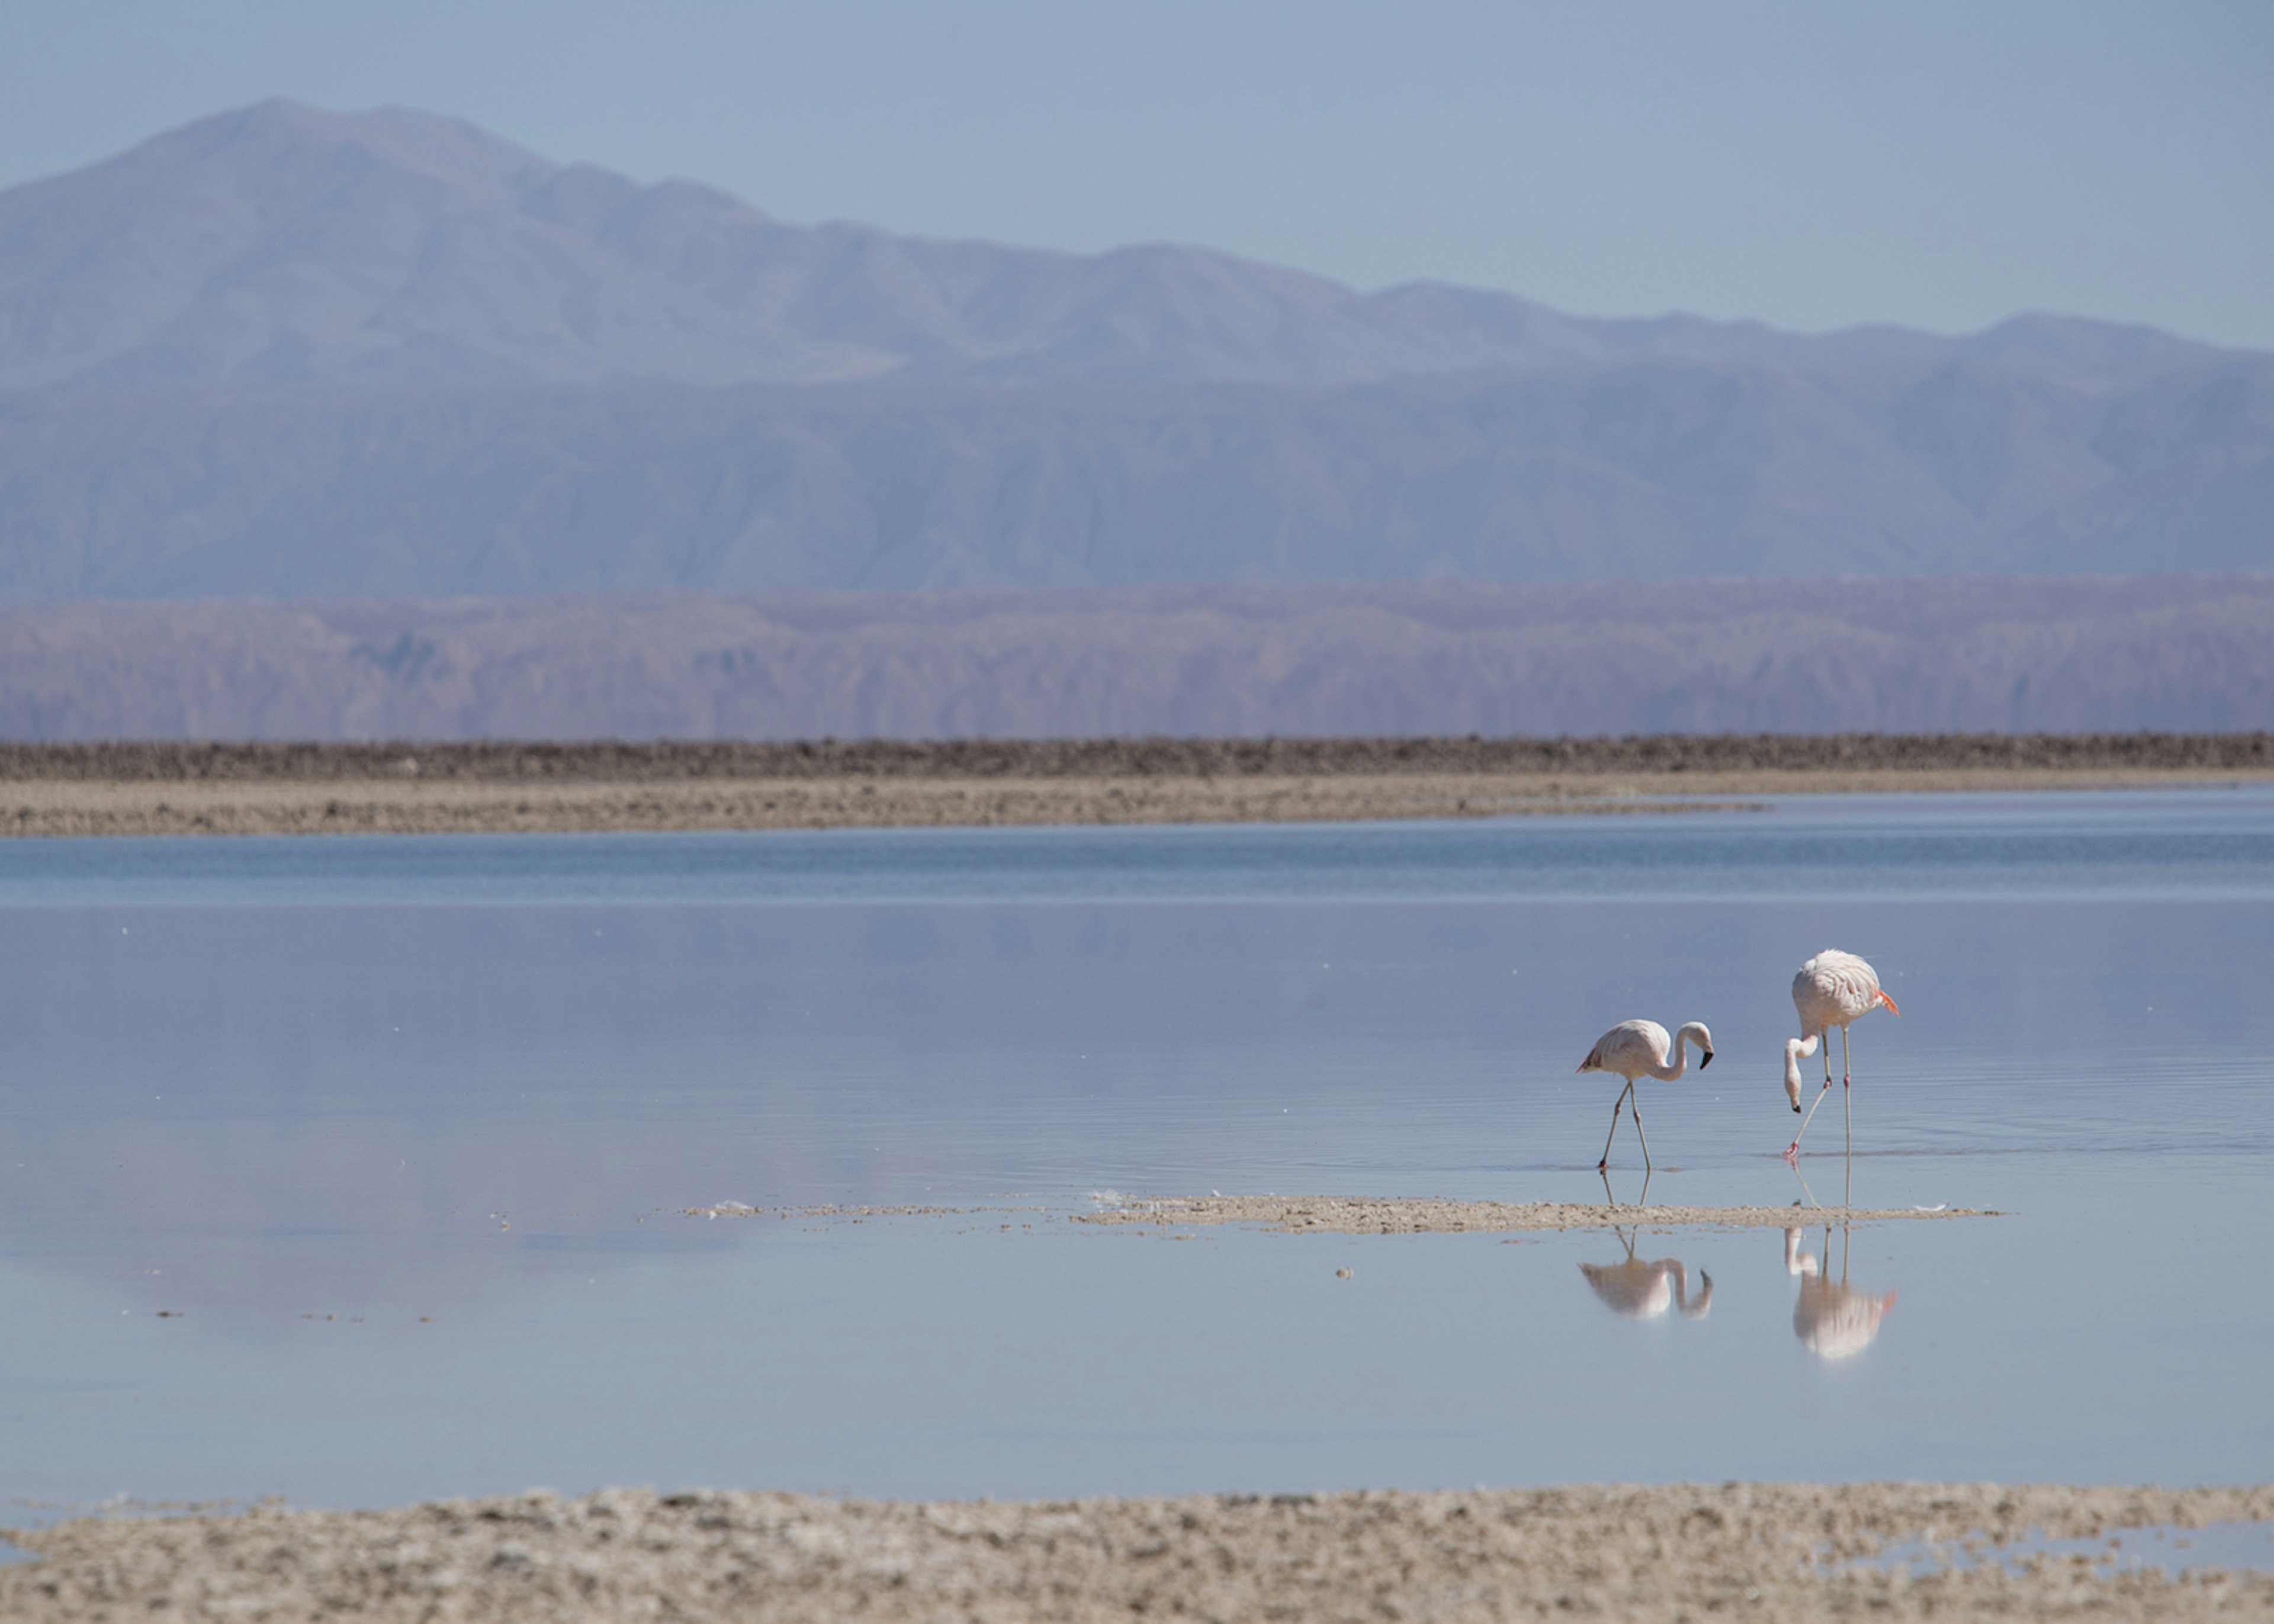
[1579, 1229, 1714, 1321]
[1785, 1224, 1897, 1359]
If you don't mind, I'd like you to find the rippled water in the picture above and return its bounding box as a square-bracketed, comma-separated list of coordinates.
[2, 789, 2270, 1515]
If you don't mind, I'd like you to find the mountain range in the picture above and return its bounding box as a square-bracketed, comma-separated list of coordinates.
[2, 99, 2269, 600]
[6, 575, 2267, 741]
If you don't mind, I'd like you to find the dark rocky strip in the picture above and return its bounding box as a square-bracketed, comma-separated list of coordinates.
[2, 731, 2267, 783]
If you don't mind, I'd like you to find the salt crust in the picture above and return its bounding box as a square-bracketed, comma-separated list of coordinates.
[6, 1482, 2268, 1622]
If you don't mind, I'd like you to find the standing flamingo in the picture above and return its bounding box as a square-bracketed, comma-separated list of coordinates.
[1783, 950, 1899, 1160]
[1577, 1019, 1714, 1172]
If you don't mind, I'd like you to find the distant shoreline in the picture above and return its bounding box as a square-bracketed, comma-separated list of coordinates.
[0, 733, 2266, 837]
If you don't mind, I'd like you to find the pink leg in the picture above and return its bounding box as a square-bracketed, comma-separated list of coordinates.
[1786, 1076, 1834, 1160]
[1598, 1080, 1633, 1172]
[1843, 1026, 1855, 1154]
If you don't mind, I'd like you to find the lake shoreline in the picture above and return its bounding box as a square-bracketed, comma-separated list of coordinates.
[0, 732, 2267, 836]
[6, 1482, 2268, 1622]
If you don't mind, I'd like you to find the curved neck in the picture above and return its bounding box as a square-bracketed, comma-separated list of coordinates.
[1650, 1027, 1699, 1082]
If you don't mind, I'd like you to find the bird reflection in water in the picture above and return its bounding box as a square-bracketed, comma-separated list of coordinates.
[1785, 1223, 1897, 1360]
[1579, 1229, 1713, 1321]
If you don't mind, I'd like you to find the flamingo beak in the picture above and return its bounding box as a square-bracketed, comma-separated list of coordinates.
[1699, 1049, 1714, 1069]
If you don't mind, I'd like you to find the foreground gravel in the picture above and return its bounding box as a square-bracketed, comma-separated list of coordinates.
[5, 1482, 2269, 1622]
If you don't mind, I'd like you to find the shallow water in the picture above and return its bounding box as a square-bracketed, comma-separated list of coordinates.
[1847, 1522, 2274, 1578]
[2, 789, 2270, 1517]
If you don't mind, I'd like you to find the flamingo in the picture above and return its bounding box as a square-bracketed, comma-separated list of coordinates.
[1783, 949, 1899, 1160]
[1580, 1230, 1714, 1320]
[1577, 1019, 1714, 1172]
[1786, 1226, 1897, 1361]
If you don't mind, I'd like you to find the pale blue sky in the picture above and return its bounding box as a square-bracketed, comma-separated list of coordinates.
[4, 0, 2269, 346]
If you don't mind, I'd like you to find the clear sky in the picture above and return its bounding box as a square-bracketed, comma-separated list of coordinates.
[4, 0, 2269, 348]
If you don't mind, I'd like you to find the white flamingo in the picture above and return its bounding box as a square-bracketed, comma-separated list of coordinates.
[1581, 1230, 1714, 1320]
[1783, 950, 1899, 1160]
[1577, 1019, 1714, 1172]
[1786, 1226, 1897, 1360]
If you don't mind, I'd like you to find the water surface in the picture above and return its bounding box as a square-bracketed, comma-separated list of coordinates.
[2, 789, 2270, 1513]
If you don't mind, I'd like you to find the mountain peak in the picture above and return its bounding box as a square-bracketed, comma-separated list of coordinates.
[147, 98, 555, 200]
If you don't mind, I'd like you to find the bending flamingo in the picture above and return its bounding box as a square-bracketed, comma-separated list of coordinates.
[1783, 949, 1899, 1160]
[1581, 1230, 1714, 1320]
[1577, 1018, 1714, 1172]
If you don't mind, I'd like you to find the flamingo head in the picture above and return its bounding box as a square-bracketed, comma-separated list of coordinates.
[1782, 1039, 1805, 1109]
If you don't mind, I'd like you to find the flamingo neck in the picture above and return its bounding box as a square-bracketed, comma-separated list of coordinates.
[1649, 1031, 1694, 1082]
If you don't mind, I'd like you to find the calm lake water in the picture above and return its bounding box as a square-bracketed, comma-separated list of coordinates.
[2, 788, 2270, 1518]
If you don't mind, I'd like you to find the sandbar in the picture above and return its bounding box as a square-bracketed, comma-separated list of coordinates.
[1071, 1194, 1997, 1233]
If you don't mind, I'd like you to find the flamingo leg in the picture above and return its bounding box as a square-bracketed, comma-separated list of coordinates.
[1842, 1025, 1854, 1155]
[1597, 1080, 1633, 1172]
[1629, 1089, 1654, 1172]
[1788, 1073, 1835, 1158]
[1791, 1160, 1820, 1209]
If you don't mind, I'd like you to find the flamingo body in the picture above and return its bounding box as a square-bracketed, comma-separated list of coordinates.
[1581, 1254, 1713, 1320]
[1581, 1019, 1711, 1086]
[1782, 948, 1900, 1158]
[1790, 950, 1897, 1054]
[1785, 1227, 1896, 1360]
[1576, 1018, 1714, 1172]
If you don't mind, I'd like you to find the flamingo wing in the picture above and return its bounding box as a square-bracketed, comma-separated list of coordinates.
[1794, 950, 1888, 1031]
[1578, 1019, 1669, 1077]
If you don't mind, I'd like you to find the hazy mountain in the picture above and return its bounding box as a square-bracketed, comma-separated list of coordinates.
[0, 101, 2266, 602]
[4, 575, 2266, 741]
[5, 357, 2268, 598]
[0, 99, 1641, 393]
[1, 99, 2242, 395]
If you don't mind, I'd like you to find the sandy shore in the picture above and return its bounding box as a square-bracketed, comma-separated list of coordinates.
[0, 770, 1767, 836]
[6, 1482, 2268, 1621]
[0, 734, 2267, 836]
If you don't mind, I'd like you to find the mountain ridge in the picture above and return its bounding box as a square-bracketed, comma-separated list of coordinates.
[0, 102, 2266, 600]
[1, 99, 2247, 396]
